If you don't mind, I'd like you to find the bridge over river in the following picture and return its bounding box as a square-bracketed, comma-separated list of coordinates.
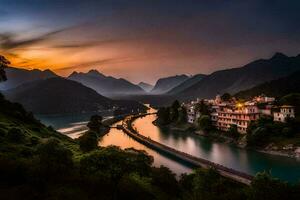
[121, 113, 253, 185]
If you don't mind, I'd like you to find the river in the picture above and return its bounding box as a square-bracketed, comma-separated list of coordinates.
[38, 109, 300, 182]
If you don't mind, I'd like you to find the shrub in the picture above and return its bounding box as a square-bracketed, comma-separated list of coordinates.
[228, 124, 240, 139]
[30, 136, 40, 146]
[7, 128, 25, 143]
[78, 131, 98, 152]
[198, 115, 213, 132]
[37, 138, 73, 178]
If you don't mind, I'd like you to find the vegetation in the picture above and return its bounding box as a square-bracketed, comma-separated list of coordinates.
[1, 56, 299, 199]
[78, 115, 108, 152]
[228, 124, 240, 139]
[246, 115, 300, 147]
[156, 100, 187, 125]
[0, 55, 9, 81]
[195, 99, 211, 115]
[197, 115, 213, 132]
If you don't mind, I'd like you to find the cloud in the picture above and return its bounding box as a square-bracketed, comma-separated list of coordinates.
[0, 27, 73, 50]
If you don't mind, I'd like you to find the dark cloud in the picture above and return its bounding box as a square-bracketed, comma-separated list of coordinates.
[0, 28, 73, 50]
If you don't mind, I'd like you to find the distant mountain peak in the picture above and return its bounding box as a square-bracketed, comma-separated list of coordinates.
[271, 52, 288, 60]
[150, 74, 189, 94]
[69, 71, 79, 76]
[138, 82, 154, 92]
[87, 69, 105, 77]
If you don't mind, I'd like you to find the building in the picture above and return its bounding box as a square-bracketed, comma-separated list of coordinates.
[253, 94, 275, 103]
[273, 105, 295, 122]
[187, 105, 197, 123]
[184, 95, 296, 134]
[216, 104, 260, 134]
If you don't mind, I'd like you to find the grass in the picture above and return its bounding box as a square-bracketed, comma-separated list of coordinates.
[0, 112, 82, 159]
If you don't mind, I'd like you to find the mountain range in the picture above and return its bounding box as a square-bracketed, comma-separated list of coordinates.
[150, 74, 189, 94]
[138, 82, 153, 92]
[2, 52, 300, 107]
[0, 67, 57, 91]
[172, 53, 300, 100]
[68, 70, 145, 97]
[167, 74, 206, 94]
[4, 77, 146, 115]
[235, 70, 300, 99]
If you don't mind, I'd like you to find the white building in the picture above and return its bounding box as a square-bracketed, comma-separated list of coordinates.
[217, 104, 260, 134]
[273, 105, 295, 122]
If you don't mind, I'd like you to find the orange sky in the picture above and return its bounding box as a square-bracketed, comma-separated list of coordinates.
[1, 1, 300, 84]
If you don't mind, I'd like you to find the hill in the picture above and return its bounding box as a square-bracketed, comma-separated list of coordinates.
[4, 77, 145, 115]
[68, 70, 145, 97]
[235, 71, 300, 99]
[0, 67, 57, 90]
[138, 82, 153, 92]
[167, 74, 206, 94]
[175, 53, 300, 100]
[150, 74, 189, 94]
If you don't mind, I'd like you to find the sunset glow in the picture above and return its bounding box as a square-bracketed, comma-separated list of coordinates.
[1, 0, 300, 83]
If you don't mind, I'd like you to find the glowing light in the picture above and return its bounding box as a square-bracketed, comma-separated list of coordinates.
[237, 103, 243, 108]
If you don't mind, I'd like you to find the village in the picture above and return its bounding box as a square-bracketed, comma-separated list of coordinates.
[184, 94, 295, 134]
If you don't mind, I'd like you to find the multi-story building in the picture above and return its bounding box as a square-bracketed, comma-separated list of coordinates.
[216, 104, 260, 134]
[273, 105, 295, 122]
[184, 95, 295, 134]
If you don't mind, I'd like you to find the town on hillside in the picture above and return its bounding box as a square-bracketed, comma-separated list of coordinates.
[183, 94, 295, 134]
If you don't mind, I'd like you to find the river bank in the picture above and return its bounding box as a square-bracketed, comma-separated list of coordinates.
[154, 120, 300, 159]
[124, 114, 253, 185]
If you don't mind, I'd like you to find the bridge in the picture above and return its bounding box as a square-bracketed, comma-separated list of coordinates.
[120, 114, 253, 185]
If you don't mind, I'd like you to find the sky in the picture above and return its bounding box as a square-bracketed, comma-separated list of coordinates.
[1, 0, 300, 84]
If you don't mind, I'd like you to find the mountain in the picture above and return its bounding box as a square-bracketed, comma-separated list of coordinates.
[150, 74, 189, 94]
[0, 67, 58, 90]
[138, 82, 153, 92]
[235, 71, 300, 99]
[68, 70, 145, 97]
[4, 77, 145, 115]
[167, 74, 206, 94]
[175, 53, 300, 100]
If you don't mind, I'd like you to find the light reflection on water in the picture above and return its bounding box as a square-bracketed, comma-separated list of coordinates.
[37, 108, 300, 182]
[99, 121, 193, 175]
[132, 109, 300, 182]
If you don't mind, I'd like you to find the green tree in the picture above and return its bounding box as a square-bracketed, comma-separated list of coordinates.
[87, 115, 103, 132]
[198, 115, 213, 132]
[7, 128, 25, 143]
[177, 106, 187, 124]
[157, 107, 171, 125]
[0, 55, 10, 81]
[192, 168, 245, 200]
[151, 166, 180, 197]
[37, 138, 73, 178]
[80, 146, 153, 199]
[170, 100, 180, 122]
[195, 100, 210, 115]
[228, 124, 240, 139]
[248, 171, 290, 200]
[78, 131, 98, 152]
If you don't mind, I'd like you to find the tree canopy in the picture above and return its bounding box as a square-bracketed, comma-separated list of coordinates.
[0, 55, 10, 82]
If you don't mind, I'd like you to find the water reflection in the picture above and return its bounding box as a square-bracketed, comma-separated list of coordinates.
[37, 108, 300, 182]
[99, 121, 193, 175]
[132, 111, 300, 182]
